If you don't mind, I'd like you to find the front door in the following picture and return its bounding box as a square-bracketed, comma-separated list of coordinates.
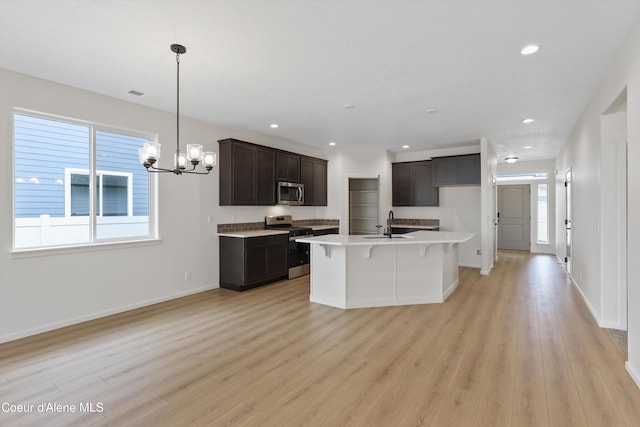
[498, 184, 530, 251]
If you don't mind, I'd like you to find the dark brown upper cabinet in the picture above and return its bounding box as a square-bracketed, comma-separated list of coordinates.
[392, 160, 438, 206]
[219, 138, 327, 206]
[434, 154, 481, 186]
[219, 138, 275, 206]
[300, 156, 328, 206]
[276, 152, 301, 183]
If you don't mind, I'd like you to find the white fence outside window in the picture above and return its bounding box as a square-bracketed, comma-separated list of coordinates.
[15, 215, 150, 248]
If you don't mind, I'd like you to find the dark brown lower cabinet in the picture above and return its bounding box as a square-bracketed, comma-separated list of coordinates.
[219, 234, 288, 291]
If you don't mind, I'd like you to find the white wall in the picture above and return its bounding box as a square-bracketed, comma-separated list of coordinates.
[600, 107, 628, 330]
[555, 21, 640, 388]
[496, 159, 556, 255]
[394, 144, 481, 162]
[0, 69, 328, 342]
[481, 138, 497, 275]
[323, 148, 393, 235]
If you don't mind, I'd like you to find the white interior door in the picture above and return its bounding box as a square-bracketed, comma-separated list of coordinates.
[498, 184, 531, 251]
[615, 139, 628, 329]
[565, 169, 572, 274]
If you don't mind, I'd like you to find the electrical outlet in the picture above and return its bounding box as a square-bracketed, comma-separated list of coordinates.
[184, 272, 191, 281]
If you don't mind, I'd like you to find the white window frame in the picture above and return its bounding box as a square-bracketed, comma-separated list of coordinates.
[12, 108, 158, 253]
[536, 183, 549, 244]
[64, 168, 133, 217]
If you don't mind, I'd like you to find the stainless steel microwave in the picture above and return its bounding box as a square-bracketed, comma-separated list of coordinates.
[277, 181, 304, 205]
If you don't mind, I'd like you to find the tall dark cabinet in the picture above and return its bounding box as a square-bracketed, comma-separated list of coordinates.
[300, 156, 328, 206]
[392, 160, 438, 206]
[219, 139, 275, 206]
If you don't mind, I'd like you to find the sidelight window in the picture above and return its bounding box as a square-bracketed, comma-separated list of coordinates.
[537, 183, 549, 243]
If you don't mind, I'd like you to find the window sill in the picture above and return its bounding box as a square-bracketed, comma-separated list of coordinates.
[10, 238, 162, 259]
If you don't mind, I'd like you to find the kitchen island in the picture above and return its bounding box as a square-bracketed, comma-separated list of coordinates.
[296, 231, 474, 309]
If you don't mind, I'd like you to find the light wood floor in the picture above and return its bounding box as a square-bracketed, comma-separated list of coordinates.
[1, 251, 639, 426]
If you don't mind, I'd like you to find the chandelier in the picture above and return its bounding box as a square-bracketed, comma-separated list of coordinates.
[139, 44, 216, 174]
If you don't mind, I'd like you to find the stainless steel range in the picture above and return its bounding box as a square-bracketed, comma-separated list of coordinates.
[265, 215, 313, 279]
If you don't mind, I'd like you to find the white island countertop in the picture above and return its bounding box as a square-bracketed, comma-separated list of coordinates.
[298, 230, 475, 309]
[296, 230, 474, 246]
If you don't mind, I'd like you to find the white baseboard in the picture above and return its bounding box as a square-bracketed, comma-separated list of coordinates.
[443, 279, 459, 300]
[310, 295, 347, 309]
[480, 264, 493, 276]
[600, 321, 626, 330]
[626, 362, 640, 390]
[459, 262, 481, 269]
[0, 284, 220, 344]
[569, 275, 603, 327]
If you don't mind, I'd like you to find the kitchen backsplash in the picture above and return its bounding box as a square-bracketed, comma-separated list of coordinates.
[216, 218, 435, 233]
[293, 219, 339, 227]
[217, 219, 339, 233]
[393, 218, 440, 226]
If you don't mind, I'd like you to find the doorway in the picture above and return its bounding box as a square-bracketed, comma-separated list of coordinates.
[498, 184, 530, 251]
[348, 177, 379, 235]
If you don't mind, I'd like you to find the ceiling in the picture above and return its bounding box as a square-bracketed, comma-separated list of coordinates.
[1, 1, 639, 162]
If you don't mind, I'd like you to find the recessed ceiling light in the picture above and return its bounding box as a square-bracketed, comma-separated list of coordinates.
[521, 45, 539, 55]
[343, 104, 355, 109]
[329, 142, 336, 146]
[505, 156, 519, 163]
[425, 109, 438, 114]
[522, 118, 535, 124]
[402, 145, 409, 149]
[270, 123, 279, 129]
[524, 145, 533, 149]
[128, 89, 144, 96]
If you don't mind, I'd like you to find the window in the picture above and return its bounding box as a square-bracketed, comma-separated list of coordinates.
[537, 183, 549, 243]
[65, 169, 133, 217]
[495, 172, 548, 182]
[13, 111, 155, 249]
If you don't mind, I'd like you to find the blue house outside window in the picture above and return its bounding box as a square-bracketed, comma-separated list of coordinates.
[14, 112, 155, 249]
